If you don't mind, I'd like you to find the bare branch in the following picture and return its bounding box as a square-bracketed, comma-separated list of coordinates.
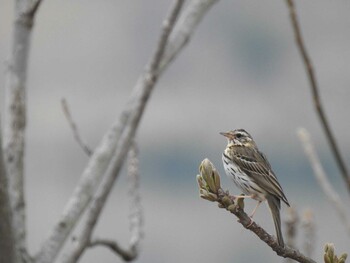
[297, 128, 350, 235]
[61, 1, 184, 262]
[35, 117, 127, 263]
[197, 159, 317, 263]
[21, 0, 43, 18]
[159, 0, 219, 74]
[126, 142, 143, 256]
[61, 98, 92, 156]
[88, 239, 135, 262]
[87, 142, 142, 262]
[36, 0, 219, 261]
[0, 122, 16, 263]
[3, 0, 43, 260]
[286, 0, 350, 193]
[217, 193, 316, 263]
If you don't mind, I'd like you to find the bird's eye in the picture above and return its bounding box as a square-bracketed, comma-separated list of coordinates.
[236, 133, 242, 138]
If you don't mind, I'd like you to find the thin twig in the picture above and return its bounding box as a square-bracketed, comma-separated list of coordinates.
[61, 98, 92, 156]
[36, 1, 219, 262]
[297, 128, 350, 235]
[286, 0, 350, 193]
[61, 1, 184, 262]
[88, 239, 135, 262]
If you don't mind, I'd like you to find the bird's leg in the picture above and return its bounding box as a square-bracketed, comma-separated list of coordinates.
[235, 195, 253, 199]
[249, 201, 262, 218]
[245, 201, 262, 227]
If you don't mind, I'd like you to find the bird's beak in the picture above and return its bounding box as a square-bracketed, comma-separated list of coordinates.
[220, 131, 232, 139]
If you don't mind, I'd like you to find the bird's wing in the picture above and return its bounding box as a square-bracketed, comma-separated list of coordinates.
[231, 146, 289, 206]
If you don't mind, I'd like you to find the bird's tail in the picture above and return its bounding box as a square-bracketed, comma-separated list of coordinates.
[267, 195, 284, 247]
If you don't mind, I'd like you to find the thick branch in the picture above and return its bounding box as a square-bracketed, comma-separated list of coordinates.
[3, 0, 42, 261]
[61, 1, 184, 262]
[286, 0, 350, 193]
[35, 1, 219, 262]
[0, 123, 16, 263]
[297, 128, 350, 235]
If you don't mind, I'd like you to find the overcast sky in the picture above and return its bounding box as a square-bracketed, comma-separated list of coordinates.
[1, 1, 350, 262]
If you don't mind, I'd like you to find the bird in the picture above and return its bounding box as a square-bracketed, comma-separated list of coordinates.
[220, 129, 290, 247]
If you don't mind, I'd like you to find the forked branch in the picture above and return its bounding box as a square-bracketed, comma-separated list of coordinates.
[36, 1, 220, 262]
[61, 1, 184, 262]
[87, 142, 142, 261]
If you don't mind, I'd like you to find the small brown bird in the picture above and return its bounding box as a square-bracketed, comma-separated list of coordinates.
[220, 129, 290, 247]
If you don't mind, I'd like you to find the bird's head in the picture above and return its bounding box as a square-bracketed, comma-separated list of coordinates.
[220, 129, 256, 148]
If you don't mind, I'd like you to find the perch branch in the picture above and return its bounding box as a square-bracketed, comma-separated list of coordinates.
[35, 0, 219, 262]
[297, 128, 350, 235]
[61, 98, 92, 156]
[286, 0, 350, 193]
[61, 1, 184, 262]
[197, 159, 317, 263]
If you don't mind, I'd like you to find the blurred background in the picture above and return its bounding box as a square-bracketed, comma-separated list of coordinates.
[1, 0, 350, 262]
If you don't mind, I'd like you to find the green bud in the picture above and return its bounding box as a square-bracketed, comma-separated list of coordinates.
[218, 203, 224, 208]
[196, 174, 206, 189]
[207, 192, 218, 201]
[199, 188, 209, 197]
[324, 254, 331, 263]
[199, 189, 217, 202]
[327, 244, 335, 261]
[221, 196, 232, 207]
[227, 204, 237, 212]
[236, 197, 245, 209]
[212, 169, 221, 193]
[199, 159, 217, 194]
[339, 253, 347, 263]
